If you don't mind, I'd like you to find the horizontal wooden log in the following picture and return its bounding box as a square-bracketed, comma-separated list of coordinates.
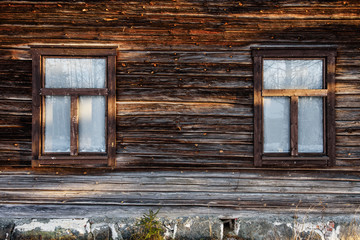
[336, 120, 360, 129]
[336, 94, 360, 108]
[0, 116, 31, 126]
[118, 142, 252, 155]
[120, 131, 252, 140]
[0, 100, 31, 113]
[0, 170, 359, 215]
[336, 109, 360, 121]
[336, 147, 360, 159]
[117, 75, 253, 89]
[0, 89, 31, 101]
[0, 160, 30, 167]
[117, 88, 253, 103]
[1, 3, 360, 20]
[0, 204, 359, 219]
[336, 81, 360, 94]
[337, 128, 360, 136]
[118, 51, 251, 64]
[116, 102, 253, 116]
[1, 192, 359, 207]
[1, 173, 360, 193]
[115, 156, 254, 168]
[117, 63, 253, 77]
[0, 128, 31, 140]
[0, 141, 31, 151]
[336, 135, 360, 147]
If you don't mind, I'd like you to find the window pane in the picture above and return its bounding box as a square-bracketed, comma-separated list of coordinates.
[45, 58, 106, 88]
[263, 97, 290, 153]
[299, 97, 323, 153]
[263, 60, 323, 89]
[44, 96, 70, 152]
[79, 96, 106, 152]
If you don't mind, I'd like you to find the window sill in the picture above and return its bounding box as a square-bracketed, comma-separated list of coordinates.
[34, 156, 109, 167]
[261, 156, 329, 167]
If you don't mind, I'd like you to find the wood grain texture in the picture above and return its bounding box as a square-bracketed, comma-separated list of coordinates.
[0, 0, 359, 169]
[107, 54, 117, 166]
[290, 96, 298, 157]
[252, 55, 262, 167]
[70, 96, 78, 156]
[1, 0, 360, 216]
[0, 169, 359, 217]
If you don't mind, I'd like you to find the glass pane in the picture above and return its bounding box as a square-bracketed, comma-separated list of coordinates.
[44, 96, 70, 152]
[263, 60, 323, 89]
[45, 58, 106, 88]
[263, 97, 290, 153]
[79, 96, 106, 152]
[299, 97, 323, 153]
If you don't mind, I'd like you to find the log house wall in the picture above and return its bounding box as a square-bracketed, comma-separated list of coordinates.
[1, 0, 360, 215]
[1, 0, 360, 169]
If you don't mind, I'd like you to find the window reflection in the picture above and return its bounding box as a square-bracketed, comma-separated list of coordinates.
[264, 60, 323, 89]
[45, 58, 106, 88]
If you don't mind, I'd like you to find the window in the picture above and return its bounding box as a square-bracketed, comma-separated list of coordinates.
[252, 47, 336, 167]
[31, 46, 117, 167]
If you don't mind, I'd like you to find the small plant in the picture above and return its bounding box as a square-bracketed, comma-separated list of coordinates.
[131, 209, 164, 240]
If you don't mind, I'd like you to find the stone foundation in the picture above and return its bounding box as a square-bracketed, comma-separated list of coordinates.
[2, 214, 360, 240]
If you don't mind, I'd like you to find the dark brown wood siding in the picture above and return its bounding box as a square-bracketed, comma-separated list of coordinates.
[0, 0, 360, 169]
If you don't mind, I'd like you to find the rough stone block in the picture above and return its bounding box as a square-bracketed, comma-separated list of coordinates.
[236, 219, 295, 240]
[174, 216, 223, 240]
[11, 219, 89, 240]
[0, 219, 14, 240]
[92, 224, 111, 240]
[162, 218, 177, 240]
[116, 217, 137, 240]
[3, 214, 360, 240]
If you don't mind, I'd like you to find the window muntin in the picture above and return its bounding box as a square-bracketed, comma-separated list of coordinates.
[31, 46, 116, 167]
[252, 47, 336, 167]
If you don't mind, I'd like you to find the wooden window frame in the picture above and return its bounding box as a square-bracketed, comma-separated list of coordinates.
[252, 47, 336, 167]
[30, 45, 117, 167]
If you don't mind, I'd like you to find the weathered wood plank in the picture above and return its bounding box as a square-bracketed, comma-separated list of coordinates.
[118, 51, 251, 64]
[116, 88, 253, 103]
[0, 204, 358, 219]
[2, 176, 360, 191]
[119, 132, 252, 143]
[117, 75, 253, 89]
[116, 102, 253, 116]
[336, 109, 360, 121]
[0, 170, 359, 216]
[117, 63, 253, 77]
[118, 142, 252, 157]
